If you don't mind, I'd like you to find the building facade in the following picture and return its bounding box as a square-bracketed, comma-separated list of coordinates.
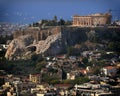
[101, 66, 117, 77]
[73, 12, 111, 26]
[29, 74, 41, 83]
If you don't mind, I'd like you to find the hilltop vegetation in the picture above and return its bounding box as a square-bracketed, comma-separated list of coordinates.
[30, 15, 72, 27]
[0, 25, 120, 84]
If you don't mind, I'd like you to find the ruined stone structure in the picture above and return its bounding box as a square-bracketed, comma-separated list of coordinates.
[73, 12, 111, 26]
[14, 26, 61, 42]
[6, 25, 120, 60]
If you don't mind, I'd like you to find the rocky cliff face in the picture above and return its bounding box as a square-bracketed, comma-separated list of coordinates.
[5, 35, 34, 60]
[5, 33, 63, 60]
[36, 33, 63, 55]
[5, 26, 120, 60]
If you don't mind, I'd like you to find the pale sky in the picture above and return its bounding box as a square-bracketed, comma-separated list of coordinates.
[0, 0, 120, 24]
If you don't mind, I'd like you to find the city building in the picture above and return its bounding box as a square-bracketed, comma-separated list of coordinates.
[101, 66, 117, 77]
[29, 74, 41, 83]
[73, 12, 111, 27]
[67, 73, 75, 80]
[75, 83, 119, 96]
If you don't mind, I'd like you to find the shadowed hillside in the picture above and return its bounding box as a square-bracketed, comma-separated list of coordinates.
[5, 26, 120, 60]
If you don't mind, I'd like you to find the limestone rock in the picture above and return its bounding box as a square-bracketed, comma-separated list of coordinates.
[5, 35, 34, 60]
[36, 33, 63, 56]
[5, 33, 63, 60]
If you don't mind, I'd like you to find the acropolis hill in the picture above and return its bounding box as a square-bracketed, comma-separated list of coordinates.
[5, 25, 120, 60]
[5, 12, 120, 60]
[13, 11, 112, 41]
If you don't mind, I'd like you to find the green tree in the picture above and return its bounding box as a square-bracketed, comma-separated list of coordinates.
[73, 77, 90, 84]
[61, 77, 90, 84]
[66, 46, 74, 56]
[31, 53, 38, 61]
[53, 15, 57, 22]
[108, 42, 120, 52]
[65, 20, 72, 25]
[32, 22, 39, 27]
[35, 60, 47, 71]
[82, 57, 88, 64]
[42, 74, 59, 84]
[61, 79, 73, 84]
[58, 19, 65, 25]
[50, 79, 60, 85]
[92, 67, 101, 75]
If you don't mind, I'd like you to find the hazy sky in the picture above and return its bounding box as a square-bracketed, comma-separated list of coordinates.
[0, 0, 120, 24]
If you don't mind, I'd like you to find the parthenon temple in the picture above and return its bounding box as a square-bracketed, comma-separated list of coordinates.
[73, 12, 111, 26]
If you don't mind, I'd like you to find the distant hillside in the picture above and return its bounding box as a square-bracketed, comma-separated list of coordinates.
[5, 26, 120, 60]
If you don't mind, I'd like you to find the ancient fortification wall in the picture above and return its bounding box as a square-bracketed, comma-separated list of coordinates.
[13, 26, 61, 42]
